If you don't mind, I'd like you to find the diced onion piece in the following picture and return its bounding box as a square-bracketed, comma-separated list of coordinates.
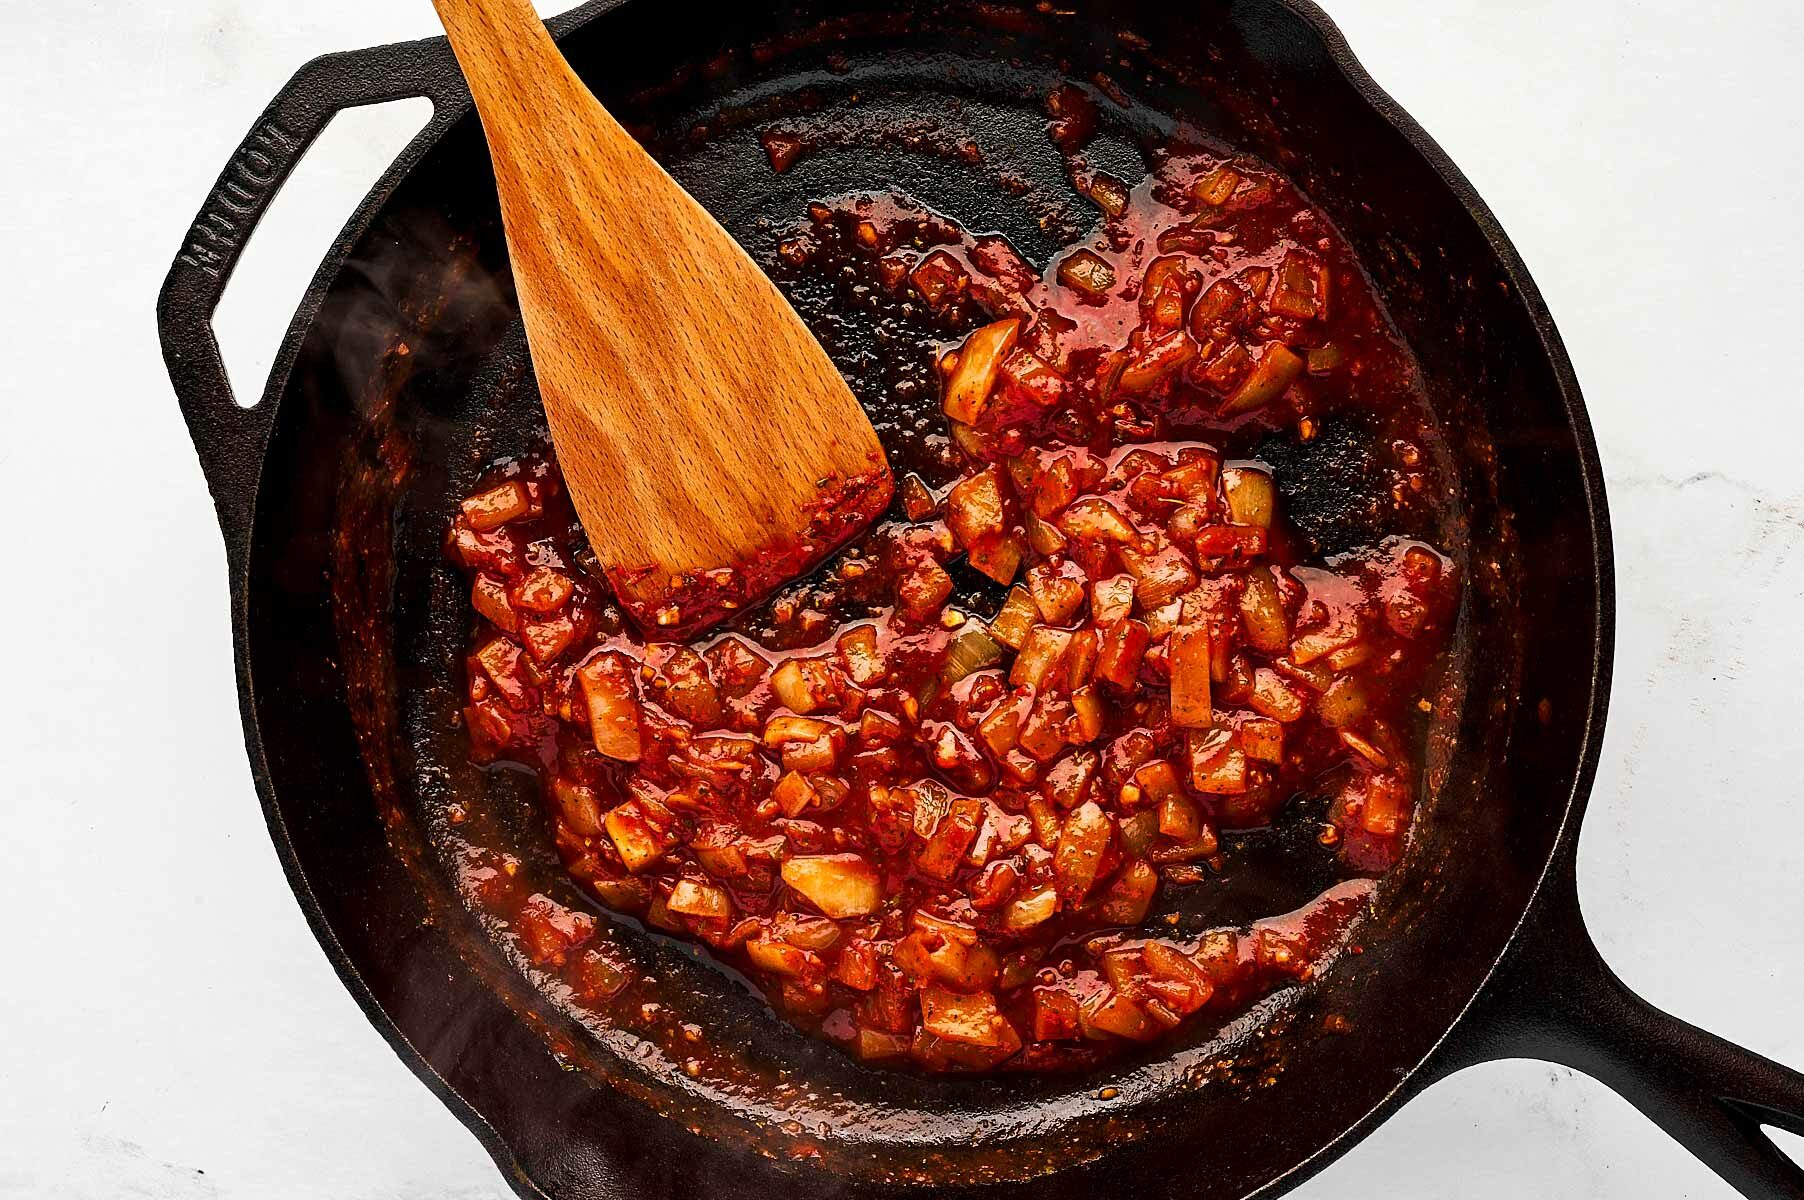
[1239, 568, 1290, 653]
[836, 624, 887, 684]
[604, 803, 670, 872]
[1360, 773, 1409, 836]
[1318, 675, 1369, 729]
[1188, 728, 1248, 794]
[1118, 330, 1199, 393]
[1190, 278, 1249, 337]
[1341, 729, 1389, 768]
[1148, 824, 1219, 863]
[761, 714, 844, 772]
[1221, 343, 1304, 415]
[779, 914, 842, 951]
[859, 709, 904, 746]
[1193, 164, 1241, 207]
[1139, 255, 1197, 331]
[1239, 716, 1283, 764]
[1053, 801, 1112, 903]
[513, 567, 573, 613]
[762, 714, 836, 748]
[461, 481, 530, 531]
[1091, 574, 1135, 626]
[1221, 465, 1276, 528]
[856, 1028, 911, 1059]
[1018, 694, 1074, 762]
[1002, 885, 1059, 932]
[1097, 860, 1158, 925]
[1069, 686, 1106, 743]
[943, 319, 1020, 425]
[769, 658, 825, 714]
[1120, 544, 1197, 611]
[941, 625, 1004, 686]
[1168, 623, 1213, 728]
[1000, 747, 1041, 786]
[1094, 619, 1150, 691]
[899, 913, 998, 990]
[1249, 667, 1308, 722]
[1082, 988, 1157, 1040]
[578, 652, 643, 762]
[1118, 808, 1159, 856]
[897, 561, 955, 621]
[967, 533, 1024, 584]
[1158, 793, 1202, 842]
[1010, 627, 1073, 690]
[745, 936, 816, 977]
[520, 616, 575, 664]
[1043, 751, 1097, 810]
[978, 689, 1032, 755]
[1027, 561, 1086, 624]
[1057, 248, 1116, 299]
[1144, 940, 1215, 1004]
[691, 829, 749, 878]
[1028, 452, 1083, 517]
[1088, 171, 1131, 217]
[1065, 629, 1100, 690]
[475, 638, 521, 688]
[1021, 513, 1065, 557]
[471, 575, 517, 632]
[991, 587, 1040, 650]
[1000, 349, 1067, 409]
[947, 465, 1010, 549]
[910, 249, 970, 310]
[783, 734, 843, 776]
[1058, 497, 1139, 544]
[1200, 340, 1253, 392]
[1306, 344, 1344, 374]
[667, 879, 732, 919]
[1270, 249, 1328, 320]
[921, 985, 1015, 1048]
[657, 647, 721, 724]
[1275, 656, 1333, 694]
[1141, 601, 1180, 644]
[1291, 616, 1361, 665]
[916, 796, 984, 880]
[587, 878, 649, 912]
[1132, 760, 1182, 805]
[947, 419, 988, 460]
[553, 778, 604, 837]
[772, 770, 818, 818]
[900, 473, 938, 520]
[781, 853, 882, 917]
[834, 940, 879, 990]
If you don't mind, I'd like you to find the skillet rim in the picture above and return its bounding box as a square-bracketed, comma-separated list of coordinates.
[164, 0, 1615, 1195]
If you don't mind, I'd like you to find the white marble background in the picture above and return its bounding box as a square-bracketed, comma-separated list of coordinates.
[2, 1, 1801, 1196]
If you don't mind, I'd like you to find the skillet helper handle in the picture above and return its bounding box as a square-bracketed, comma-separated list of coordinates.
[156, 37, 465, 565]
[1451, 856, 1804, 1198]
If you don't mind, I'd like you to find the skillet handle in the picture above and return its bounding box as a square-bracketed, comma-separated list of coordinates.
[1441, 851, 1804, 1197]
[155, 36, 467, 567]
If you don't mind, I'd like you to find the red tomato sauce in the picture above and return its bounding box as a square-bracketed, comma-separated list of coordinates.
[445, 103, 1460, 1073]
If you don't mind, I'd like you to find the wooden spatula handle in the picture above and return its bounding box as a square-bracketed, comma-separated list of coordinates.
[431, 0, 892, 635]
[432, 0, 597, 150]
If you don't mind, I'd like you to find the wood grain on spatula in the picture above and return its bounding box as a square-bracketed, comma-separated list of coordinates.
[432, 0, 892, 636]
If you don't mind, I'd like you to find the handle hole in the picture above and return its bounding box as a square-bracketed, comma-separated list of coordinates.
[212, 97, 435, 409]
[1769, 1125, 1804, 1169]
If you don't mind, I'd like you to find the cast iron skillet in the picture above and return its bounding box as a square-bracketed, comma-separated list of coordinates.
[157, 1, 1804, 1196]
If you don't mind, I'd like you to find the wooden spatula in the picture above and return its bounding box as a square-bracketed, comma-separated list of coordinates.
[432, 0, 892, 636]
